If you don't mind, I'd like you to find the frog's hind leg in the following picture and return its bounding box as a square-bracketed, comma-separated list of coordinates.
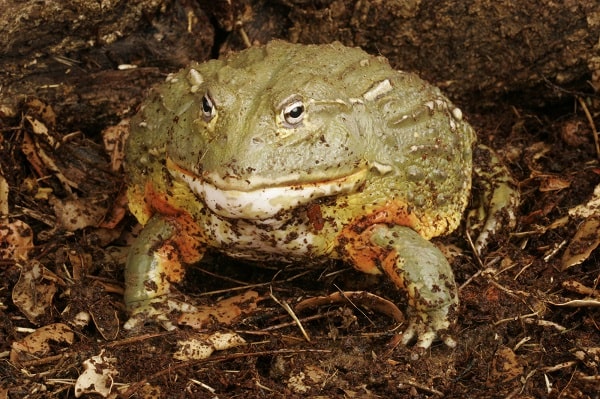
[469, 144, 520, 255]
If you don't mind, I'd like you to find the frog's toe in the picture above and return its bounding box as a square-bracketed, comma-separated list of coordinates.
[401, 322, 456, 350]
[124, 298, 197, 331]
[124, 310, 176, 331]
[400, 323, 434, 348]
[400, 306, 457, 350]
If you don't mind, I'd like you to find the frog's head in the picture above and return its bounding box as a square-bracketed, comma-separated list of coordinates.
[163, 41, 398, 220]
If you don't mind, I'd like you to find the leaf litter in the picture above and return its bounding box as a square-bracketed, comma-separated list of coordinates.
[1, 88, 600, 398]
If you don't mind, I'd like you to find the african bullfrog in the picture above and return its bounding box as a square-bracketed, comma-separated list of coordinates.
[123, 40, 518, 349]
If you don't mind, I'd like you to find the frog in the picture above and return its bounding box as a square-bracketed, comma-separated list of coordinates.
[123, 40, 518, 350]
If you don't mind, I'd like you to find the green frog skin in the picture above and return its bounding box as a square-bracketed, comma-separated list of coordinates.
[124, 40, 517, 349]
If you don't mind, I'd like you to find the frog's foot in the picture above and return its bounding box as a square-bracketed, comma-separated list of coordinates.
[124, 297, 197, 331]
[123, 214, 205, 331]
[469, 144, 519, 255]
[345, 225, 459, 350]
[401, 306, 457, 350]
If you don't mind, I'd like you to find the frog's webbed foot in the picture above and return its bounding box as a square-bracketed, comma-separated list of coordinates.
[351, 225, 459, 350]
[401, 306, 457, 350]
[469, 144, 519, 255]
[124, 297, 197, 331]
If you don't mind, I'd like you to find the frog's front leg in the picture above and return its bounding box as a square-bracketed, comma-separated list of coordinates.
[345, 225, 458, 350]
[124, 214, 205, 330]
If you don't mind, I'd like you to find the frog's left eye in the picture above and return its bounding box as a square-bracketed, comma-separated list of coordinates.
[201, 93, 216, 121]
[282, 100, 305, 127]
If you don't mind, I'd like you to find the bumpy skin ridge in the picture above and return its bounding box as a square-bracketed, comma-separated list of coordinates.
[124, 41, 476, 348]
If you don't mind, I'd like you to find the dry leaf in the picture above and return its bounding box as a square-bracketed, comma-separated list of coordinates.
[174, 332, 246, 361]
[0, 219, 34, 261]
[561, 184, 600, 269]
[75, 350, 118, 398]
[26, 99, 57, 129]
[562, 280, 600, 298]
[102, 119, 129, 172]
[561, 215, 600, 270]
[295, 291, 405, 324]
[12, 261, 57, 324]
[538, 175, 571, 192]
[98, 189, 128, 229]
[487, 346, 524, 385]
[568, 184, 600, 219]
[10, 323, 74, 363]
[0, 174, 8, 216]
[178, 290, 259, 329]
[21, 132, 46, 178]
[174, 338, 214, 361]
[50, 195, 107, 231]
[90, 303, 120, 341]
[135, 384, 162, 399]
[22, 131, 78, 193]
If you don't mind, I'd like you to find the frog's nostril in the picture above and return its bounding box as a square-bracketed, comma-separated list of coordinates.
[251, 136, 264, 145]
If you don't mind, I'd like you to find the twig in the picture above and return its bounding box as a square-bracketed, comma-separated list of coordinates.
[270, 289, 311, 342]
[576, 373, 600, 382]
[577, 96, 600, 161]
[333, 284, 376, 327]
[197, 270, 312, 297]
[398, 379, 444, 396]
[493, 311, 538, 326]
[106, 332, 173, 348]
[522, 318, 566, 332]
[465, 228, 484, 269]
[19, 353, 67, 368]
[242, 310, 339, 333]
[541, 360, 577, 373]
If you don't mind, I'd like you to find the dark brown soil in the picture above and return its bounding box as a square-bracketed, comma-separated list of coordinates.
[1, 1, 600, 398]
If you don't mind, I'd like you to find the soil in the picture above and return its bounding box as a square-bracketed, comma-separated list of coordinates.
[1, 1, 600, 398]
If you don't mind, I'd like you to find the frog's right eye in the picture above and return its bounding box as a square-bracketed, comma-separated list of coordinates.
[201, 93, 216, 121]
[282, 100, 305, 127]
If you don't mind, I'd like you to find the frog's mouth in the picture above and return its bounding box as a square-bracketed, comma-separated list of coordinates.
[166, 158, 368, 220]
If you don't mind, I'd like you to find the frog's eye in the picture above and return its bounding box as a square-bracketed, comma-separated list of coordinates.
[201, 93, 216, 121]
[282, 100, 305, 127]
